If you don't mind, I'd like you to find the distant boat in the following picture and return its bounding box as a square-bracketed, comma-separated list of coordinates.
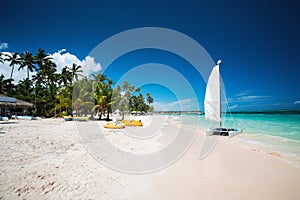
[204, 60, 242, 137]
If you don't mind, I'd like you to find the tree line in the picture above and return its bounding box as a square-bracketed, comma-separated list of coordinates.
[0, 49, 153, 119]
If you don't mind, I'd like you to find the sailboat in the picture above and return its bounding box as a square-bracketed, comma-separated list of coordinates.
[204, 60, 242, 137]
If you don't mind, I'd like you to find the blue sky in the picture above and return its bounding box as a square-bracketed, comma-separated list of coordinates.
[1, 0, 300, 111]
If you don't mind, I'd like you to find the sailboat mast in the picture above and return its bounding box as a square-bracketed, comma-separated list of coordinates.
[217, 60, 222, 128]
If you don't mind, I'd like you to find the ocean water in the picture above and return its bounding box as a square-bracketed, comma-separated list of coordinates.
[177, 112, 300, 167]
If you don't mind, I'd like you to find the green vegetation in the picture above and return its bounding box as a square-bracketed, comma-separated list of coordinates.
[0, 48, 154, 119]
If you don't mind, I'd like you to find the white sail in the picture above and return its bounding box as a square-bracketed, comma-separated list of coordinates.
[204, 64, 221, 123]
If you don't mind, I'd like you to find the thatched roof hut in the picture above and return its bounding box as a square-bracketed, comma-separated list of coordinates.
[0, 94, 33, 109]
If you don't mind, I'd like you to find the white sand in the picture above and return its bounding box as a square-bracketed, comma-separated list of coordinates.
[0, 116, 299, 199]
[0, 119, 158, 199]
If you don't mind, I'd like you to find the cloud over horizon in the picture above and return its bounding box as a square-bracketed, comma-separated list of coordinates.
[228, 90, 269, 103]
[294, 101, 300, 105]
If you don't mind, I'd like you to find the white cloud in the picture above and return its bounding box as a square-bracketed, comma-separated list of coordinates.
[51, 51, 81, 72]
[239, 95, 269, 101]
[50, 50, 101, 77]
[294, 101, 300, 105]
[229, 104, 238, 110]
[81, 56, 101, 77]
[0, 42, 8, 50]
[153, 98, 199, 111]
[234, 90, 252, 97]
[57, 49, 66, 54]
[229, 90, 269, 103]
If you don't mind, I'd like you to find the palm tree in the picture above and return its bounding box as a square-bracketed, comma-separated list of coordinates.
[19, 51, 36, 79]
[55, 86, 72, 117]
[93, 81, 109, 120]
[42, 60, 57, 85]
[91, 75, 114, 120]
[60, 66, 73, 86]
[92, 72, 107, 83]
[4, 52, 21, 80]
[0, 74, 14, 94]
[122, 81, 135, 117]
[35, 48, 51, 70]
[70, 63, 83, 82]
[38, 59, 59, 116]
[123, 81, 135, 101]
[135, 87, 140, 93]
[105, 78, 114, 120]
[0, 52, 4, 63]
[146, 93, 154, 106]
[72, 77, 94, 116]
[15, 78, 34, 103]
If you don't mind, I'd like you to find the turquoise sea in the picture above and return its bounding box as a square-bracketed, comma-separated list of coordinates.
[178, 112, 300, 167]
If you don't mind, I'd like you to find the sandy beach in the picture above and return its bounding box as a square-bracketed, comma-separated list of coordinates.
[0, 116, 299, 199]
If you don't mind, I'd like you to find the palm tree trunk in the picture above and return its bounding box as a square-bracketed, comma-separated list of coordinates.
[27, 68, 30, 80]
[106, 109, 110, 121]
[10, 65, 14, 80]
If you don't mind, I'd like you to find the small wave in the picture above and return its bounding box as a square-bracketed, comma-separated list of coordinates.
[246, 140, 263, 144]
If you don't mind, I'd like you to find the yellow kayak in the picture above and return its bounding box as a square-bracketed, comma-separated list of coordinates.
[63, 116, 73, 121]
[73, 117, 89, 121]
[122, 119, 143, 126]
[103, 122, 125, 129]
[63, 116, 89, 121]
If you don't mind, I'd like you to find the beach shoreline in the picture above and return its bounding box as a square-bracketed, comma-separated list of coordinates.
[0, 116, 299, 199]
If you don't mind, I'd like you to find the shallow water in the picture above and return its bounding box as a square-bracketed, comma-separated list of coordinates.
[170, 113, 300, 167]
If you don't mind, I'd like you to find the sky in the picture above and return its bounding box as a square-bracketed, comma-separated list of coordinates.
[1, 0, 300, 111]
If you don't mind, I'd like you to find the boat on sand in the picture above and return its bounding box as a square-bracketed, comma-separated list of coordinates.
[63, 116, 88, 121]
[122, 119, 143, 127]
[205, 60, 242, 137]
[103, 122, 125, 129]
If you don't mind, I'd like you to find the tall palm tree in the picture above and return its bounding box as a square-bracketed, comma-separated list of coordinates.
[55, 86, 72, 116]
[92, 82, 107, 120]
[59, 66, 73, 86]
[105, 78, 114, 120]
[38, 59, 59, 116]
[42, 60, 57, 85]
[72, 77, 94, 116]
[123, 81, 135, 101]
[91, 72, 107, 83]
[4, 52, 21, 80]
[35, 48, 51, 70]
[19, 51, 36, 79]
[117, 81, 135, 118]
[70, 63, 83, 82]
[146, 93, 154, 106]
[91, 76, 114, 120]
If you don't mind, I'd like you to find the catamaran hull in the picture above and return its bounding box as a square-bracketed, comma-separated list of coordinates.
[206, 128, 242, 138]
